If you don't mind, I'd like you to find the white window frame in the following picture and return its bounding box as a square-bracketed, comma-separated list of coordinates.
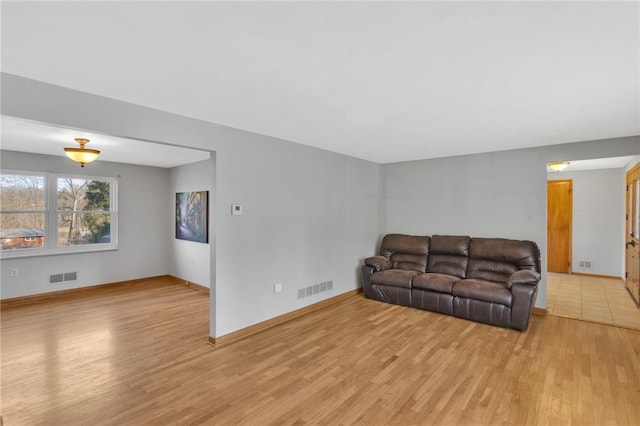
[0, 170, 118, 259]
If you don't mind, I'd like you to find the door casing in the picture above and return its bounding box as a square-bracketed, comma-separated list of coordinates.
[625, 163, 640, 305]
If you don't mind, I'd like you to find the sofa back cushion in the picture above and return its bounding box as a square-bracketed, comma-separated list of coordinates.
[426, 235, 471, 278]
[380, 234, 430, 273]
[467, 238, 541, 284]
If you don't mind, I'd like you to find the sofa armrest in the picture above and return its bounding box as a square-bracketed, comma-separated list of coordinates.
[365, 255, 392, 272]
[506, 270, 540, 289]
[361, 265, 376, 299]
[510, 283, 538, 331]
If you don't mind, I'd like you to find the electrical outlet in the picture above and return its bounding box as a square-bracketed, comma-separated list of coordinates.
[274, 282, 283, 293]
[10, 268, 18, 277]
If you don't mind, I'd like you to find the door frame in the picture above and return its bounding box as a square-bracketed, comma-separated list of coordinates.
[625, 162, 640, 305]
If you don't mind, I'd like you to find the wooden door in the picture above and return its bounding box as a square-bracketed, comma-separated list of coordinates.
[625, 163, 640, 305]
[548, 180, 572, 273]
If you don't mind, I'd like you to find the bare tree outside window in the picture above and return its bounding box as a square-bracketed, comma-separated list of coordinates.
[57, 178, 111, 246]
[0, 174, 46, 249]
[0, 173, 115, 253]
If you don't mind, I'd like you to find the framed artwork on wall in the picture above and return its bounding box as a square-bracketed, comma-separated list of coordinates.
[175, 191, 209, 243]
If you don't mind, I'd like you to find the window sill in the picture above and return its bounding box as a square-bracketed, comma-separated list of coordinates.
[0, 244, 118, 260]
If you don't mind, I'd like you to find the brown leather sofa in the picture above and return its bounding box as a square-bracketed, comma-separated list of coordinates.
[361, 234, 541, 331]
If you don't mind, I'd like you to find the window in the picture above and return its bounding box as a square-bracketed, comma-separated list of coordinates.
[0, 173, 46, 250]
[0, 171, 117, 257]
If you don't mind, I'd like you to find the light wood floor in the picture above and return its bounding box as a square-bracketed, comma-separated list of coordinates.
[547, 273, 640, 329]
[2, 278, 639, 425]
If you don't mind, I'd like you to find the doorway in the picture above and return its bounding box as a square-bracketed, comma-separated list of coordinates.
[547, 179, 572, 273]
[625, 162, 640, 305]
[546, 157, 640, 328]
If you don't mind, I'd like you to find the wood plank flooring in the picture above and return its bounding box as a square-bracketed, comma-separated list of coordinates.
[2, 277, 639, 425]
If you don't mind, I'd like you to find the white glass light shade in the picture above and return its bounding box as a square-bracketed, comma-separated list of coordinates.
[548, 161, 569, 172]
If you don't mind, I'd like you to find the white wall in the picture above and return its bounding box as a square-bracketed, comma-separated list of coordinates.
[168, 159, 212, 287]
[1, 73, 381, 338]
[0, 150, 171, 299]
[548, 168, 625, 277]
[381, 137, 640, 309]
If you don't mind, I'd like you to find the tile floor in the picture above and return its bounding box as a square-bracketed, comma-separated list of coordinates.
[546, 272, 640, 329]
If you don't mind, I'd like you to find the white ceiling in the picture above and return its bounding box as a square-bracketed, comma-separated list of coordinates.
[1, 1, 638, 165]
[1, 116, 210, 168]
[2, 115, 629, 172]
[547, 156, 636, 173]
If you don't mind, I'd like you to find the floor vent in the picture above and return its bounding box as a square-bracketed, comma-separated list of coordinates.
[50, 272, 78, 284]
[578, 261, 592, 269]
[298, 280, 333, 299]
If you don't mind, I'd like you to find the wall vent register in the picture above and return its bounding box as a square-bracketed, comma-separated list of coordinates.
[298, 280, 333, 299]
[49, 272, 78, 284]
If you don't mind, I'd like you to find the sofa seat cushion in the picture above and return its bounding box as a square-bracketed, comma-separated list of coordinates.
[370, 270, 419, 289]
[452, 279, 512, 306]
[412, 273, 461, 293]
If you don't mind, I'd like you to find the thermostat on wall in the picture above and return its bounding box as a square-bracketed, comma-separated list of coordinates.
[231, 204, 243, 216]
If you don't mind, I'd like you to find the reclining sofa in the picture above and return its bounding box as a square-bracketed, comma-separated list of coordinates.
[361, 234, 541, 331]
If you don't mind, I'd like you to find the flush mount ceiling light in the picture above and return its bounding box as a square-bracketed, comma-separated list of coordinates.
[64, 138, 100, 167]
[547, 161, 570, 172]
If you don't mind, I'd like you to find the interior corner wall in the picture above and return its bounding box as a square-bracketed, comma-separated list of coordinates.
[381, 136, 640, 309]
[547, 168, 625, 278]
[1, 73, 381, 338]
[168, 159, 212, 288]
[0, 150, 171, 299]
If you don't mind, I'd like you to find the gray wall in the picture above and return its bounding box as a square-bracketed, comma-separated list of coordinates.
[383, 149, 542, 238]
[0, 150, 171, 299]
[3, 73, 637, 332]
[213, 131, 380, 336]
[547, 168, 625, 278]
[381, 137, 640, 308]
[168, 159, 213, 287]
[1, 73, 381, 337]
